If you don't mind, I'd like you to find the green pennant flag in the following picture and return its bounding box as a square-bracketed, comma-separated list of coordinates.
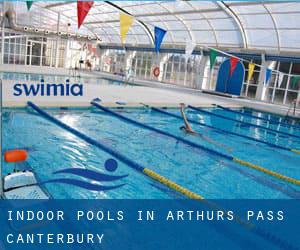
[291, 76, 300, 89]
[26, 1, 33, 10]
[209, 49, 218, 70]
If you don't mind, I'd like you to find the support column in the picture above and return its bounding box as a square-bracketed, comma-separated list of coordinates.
[126, 50, 135, 70]
[125, 50, 135, 80]
[99, 49, 105, 71]
[1, 21, 4, 64]
[255, 54, 275, 101]
[64, 40, 70, 69]
[255, 54, 267, 100]
[64, 23, 70, 69]
[1, 1, 6, 64]
[183, 59, 188, 86]
[105, 49, 111, 73]
[159, 54, 168, 82]
[55, 12, 61, 68]
[198, 55, 209, 90]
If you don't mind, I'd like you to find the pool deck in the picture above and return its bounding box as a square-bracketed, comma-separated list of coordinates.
[2, 79, 241, 108]
[1, 69, 299, 118]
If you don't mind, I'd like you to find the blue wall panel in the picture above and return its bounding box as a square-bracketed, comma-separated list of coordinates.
[216, 59, 245, 96]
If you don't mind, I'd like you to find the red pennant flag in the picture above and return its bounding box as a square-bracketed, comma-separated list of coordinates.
[77, 1, 94, 29]
[229, 57, 239, 76]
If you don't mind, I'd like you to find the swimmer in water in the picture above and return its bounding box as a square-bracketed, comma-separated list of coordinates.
[179, 103, 232, 152]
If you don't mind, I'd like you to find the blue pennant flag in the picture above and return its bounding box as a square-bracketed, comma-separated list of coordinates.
[264, 68, 272, 86]
[154, 26, 167, 53]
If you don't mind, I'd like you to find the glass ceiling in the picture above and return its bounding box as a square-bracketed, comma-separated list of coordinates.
[6, 1, 300, 53]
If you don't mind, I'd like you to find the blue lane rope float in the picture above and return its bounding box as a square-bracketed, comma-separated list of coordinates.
[147, 106, 300, 155]
[91, 102, 300, 186]
[27, 101, 203, 200]
[27, 102, 298, 249]
[92, 97, 101, 102]
[215, 104, 300, 130]
[116, 101, 127, 105]
[188, 105, 300, 140]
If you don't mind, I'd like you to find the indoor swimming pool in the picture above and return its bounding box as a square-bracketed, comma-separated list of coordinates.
[2, 106, 300, 199]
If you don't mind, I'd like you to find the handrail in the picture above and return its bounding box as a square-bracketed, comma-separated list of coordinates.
[216, 104, 300, 130]
[244, 107, 300, 123]
[189, 105, 300, 140]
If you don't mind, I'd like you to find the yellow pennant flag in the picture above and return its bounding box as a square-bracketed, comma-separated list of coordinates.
[120, 13, 134, 44]
[247, 63, 255, 82]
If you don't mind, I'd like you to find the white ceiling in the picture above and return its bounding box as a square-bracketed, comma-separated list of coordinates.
[5, 1, 300, 52]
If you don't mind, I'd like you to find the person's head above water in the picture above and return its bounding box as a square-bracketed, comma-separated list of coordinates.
[180, 103, 186, 108]
[180, 125, 186, 131]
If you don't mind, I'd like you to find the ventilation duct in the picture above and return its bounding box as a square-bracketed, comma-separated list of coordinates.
[1, 7, 101, 42]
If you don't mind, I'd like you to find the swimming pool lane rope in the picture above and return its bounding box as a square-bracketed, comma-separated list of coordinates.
[27, 102, 203, 200]
[146, 106, 300, 155]
[188, 105, 300, 140]
[26, 102, 299, 249]
[215, 104, 300, 130]
[91, 101, 300, 186]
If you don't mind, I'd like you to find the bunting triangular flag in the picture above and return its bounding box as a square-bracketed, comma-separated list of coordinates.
[154, 26, 167, 53]
[26, 1, 33, 10]
[120, 13, 134, 44]
[77, 1, 94, 29]
[247, 63, 255, 82]
[229, 57, 239, 76]
[291, 76, 300, 89]
[277, 73, 284, 88]
[209, 49, 217, 70]
[264, 68, 272, 86]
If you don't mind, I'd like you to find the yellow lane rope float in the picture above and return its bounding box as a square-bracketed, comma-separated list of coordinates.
[143, 168, 204, 200]
[291, 149, 300, 155]
[233, 158, 300, 186]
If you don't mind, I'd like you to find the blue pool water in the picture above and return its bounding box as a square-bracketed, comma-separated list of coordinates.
[2, 106, 300, 199]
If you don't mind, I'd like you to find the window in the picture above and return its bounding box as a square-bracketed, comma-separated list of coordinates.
[96, 47, 299, 107]
[242, 60, 261, 99]
[0, 29, 65, 68]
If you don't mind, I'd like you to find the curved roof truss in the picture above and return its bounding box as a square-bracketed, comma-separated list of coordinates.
[6, 1, 300, 53]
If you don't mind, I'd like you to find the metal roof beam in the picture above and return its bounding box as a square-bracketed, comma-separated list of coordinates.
[217, 1, 248, 49]
[227, 1, 291, 7]
[43, 1, 74, 9]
